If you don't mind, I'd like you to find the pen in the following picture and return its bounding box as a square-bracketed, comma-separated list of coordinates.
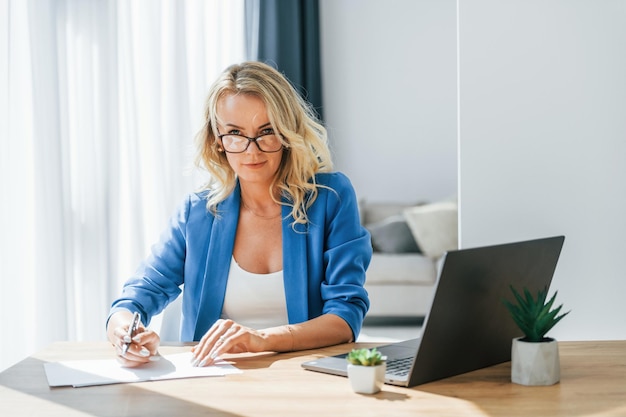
[121, 312, 141, 356]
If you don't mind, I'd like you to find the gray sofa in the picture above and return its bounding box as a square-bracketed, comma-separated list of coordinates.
[359, 199, 458, 322]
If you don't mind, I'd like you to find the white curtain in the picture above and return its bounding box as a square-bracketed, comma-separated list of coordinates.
[0, 0, 245, 371]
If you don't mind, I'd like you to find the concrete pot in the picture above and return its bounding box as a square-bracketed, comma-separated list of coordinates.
[347, 362, 386, 394]
[511, 337, 560, 386]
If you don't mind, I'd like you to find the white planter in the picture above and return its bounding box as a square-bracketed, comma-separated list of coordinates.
[511, 337, 560, 386]
[347, 362, 386, 394]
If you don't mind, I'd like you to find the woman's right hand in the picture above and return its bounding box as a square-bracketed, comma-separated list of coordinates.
[107, 310, 161, 367]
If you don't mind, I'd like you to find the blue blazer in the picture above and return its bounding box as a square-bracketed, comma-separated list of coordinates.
[110, 172, 372, 341]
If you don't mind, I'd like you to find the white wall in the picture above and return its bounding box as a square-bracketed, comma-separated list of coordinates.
[459, 0, 626, 341]
[319, 0, 457, 204]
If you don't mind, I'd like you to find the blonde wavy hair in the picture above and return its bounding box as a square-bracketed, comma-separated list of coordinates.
[194, 61, 333, 226]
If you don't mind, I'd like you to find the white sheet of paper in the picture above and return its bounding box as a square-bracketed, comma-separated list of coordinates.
[43, 352, 242, 387]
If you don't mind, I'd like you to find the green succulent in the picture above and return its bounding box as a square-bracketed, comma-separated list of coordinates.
[503, 285, 570, 343]
[346, 348, 385, 366]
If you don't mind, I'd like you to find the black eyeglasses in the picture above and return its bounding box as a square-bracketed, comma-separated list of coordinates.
[217, 132, 284, 153]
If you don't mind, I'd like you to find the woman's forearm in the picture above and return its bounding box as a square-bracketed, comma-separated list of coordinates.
[263, 314, 353, 353]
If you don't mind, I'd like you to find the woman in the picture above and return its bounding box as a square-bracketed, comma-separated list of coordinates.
[107, 61, 371, 368]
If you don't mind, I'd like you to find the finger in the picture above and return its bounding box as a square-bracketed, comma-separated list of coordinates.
[191, 325, 217, 355]
[117, 337, 151, 357]
[203, 326, 245, 366]
[196, 319, 229, 349]
[117, 354, 150, 367]
[117, 326, 144, 354]
[131, 328, 156, 346]
[131, 329, 161, 357]
[126, 345, 161, 362]
[191, 320, 233, 366]
[114, 326, 132, 343]
[115, 344, 151, 367]
[192, 332, 226, 367]
[191, 333, 215, 363]
[117, 327, 152, 348]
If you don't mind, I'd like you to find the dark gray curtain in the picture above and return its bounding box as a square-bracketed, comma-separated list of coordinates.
[245, 0, 323, 120]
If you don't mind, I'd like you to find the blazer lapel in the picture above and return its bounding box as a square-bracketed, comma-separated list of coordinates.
[282, 204, 309, 324]
[193, 187, 240, 340]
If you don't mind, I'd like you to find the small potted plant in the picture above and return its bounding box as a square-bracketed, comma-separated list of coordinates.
[346, 348, 386, 394]
[503, 285, 570, 386]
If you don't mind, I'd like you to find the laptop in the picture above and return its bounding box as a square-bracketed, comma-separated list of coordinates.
[302, 235, 565, 387]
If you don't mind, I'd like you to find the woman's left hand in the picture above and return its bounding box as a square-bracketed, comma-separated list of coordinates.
[190, 319, 269, 367]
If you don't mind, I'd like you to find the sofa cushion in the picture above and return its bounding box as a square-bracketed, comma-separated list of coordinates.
[359, 201, 423, 225]
[403, 201, 458, 259]
[366, 253, 436, 285]
[367, 214, 421, 253]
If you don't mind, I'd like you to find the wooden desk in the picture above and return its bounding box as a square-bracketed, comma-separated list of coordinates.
[0, 340, 624, 417]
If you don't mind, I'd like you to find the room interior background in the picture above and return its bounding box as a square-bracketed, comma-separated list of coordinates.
[323, 0, 626, 345]
[457, 0, 626, 342]
[2, 0, 625, 373]
[320, 0, 458, 204]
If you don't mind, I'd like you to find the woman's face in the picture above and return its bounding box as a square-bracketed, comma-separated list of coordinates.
[216, 93, 284, 188]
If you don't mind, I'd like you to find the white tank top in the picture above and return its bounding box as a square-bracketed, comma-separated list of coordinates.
[221, 256, 289, 329]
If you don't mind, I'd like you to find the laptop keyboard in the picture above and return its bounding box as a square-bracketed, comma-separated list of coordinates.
[385, 356, 414, 377]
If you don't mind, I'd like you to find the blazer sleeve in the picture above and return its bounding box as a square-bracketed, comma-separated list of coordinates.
[107, 195, 193, 327]
[316, 172, 372, 339]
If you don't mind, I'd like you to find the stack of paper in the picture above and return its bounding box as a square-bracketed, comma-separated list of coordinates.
[44, 352, 242, 387]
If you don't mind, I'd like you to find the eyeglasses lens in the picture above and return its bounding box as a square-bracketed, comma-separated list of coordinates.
[221, 134, 282, 153]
